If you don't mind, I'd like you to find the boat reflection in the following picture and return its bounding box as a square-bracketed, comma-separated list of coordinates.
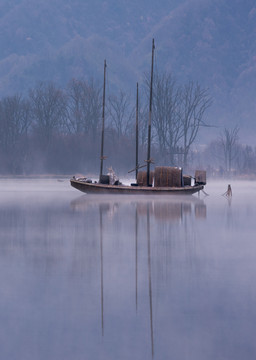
[70, 195, 206, 358]
[70, 195, 206, 222]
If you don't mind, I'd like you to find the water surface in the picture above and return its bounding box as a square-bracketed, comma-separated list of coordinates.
[0, 179, 256, 360]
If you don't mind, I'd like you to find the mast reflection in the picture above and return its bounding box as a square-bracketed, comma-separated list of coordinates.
[99, 205, 104, 337]
[70, 195, 206, 356]
[135, 205, 138, 311]
[147, 203, 154, 357]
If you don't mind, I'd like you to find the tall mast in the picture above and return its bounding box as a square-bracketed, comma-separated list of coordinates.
[100, 59, 107, 181]
[135, 82, 139, 181]
[146, 39, 155, 187]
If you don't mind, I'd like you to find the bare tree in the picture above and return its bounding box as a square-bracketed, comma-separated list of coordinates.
[145, 73, 211, 167]
[66, 78, 101, 138]
[0, 94, 31, 152]
[202, 140, 224, 173]
[0, 94, 32, 174]
[66, 79, 86, 134]
[152, 72, 183, 164]
[220, 126, 239, 174]
[29, 82, 67, 147]
[107, 90, 133, 140]
[180, 81, 212, 168]
[236, 145, 256, 174]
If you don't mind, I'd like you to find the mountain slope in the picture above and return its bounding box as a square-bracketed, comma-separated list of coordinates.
[0, 0, 255, 141]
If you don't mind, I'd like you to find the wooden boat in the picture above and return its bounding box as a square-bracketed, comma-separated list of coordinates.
[70, 178, 204, 195]
[70, 40, 206, 196]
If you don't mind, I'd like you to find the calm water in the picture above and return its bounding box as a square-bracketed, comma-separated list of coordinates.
[0, 179, 256, 360]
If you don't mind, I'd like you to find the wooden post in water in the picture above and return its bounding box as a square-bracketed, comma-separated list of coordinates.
[100, 59, 107, 181]
[147, 39, 155, 187]
[136, 83, 139, 182]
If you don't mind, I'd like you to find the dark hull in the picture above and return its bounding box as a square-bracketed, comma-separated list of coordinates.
[70, 179, 204, 195]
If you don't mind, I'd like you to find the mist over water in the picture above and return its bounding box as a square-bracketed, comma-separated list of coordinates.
[0, 179, 256, 360]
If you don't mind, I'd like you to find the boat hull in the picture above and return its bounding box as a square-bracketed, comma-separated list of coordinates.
[70, 179, 204, 195]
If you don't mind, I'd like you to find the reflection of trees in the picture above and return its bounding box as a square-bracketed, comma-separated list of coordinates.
[0, 194, 208, 359]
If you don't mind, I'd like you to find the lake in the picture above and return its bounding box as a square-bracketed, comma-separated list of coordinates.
[0, 179, 256, 360]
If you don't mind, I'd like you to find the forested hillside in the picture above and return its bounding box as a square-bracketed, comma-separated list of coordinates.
[0, 0, 255, 142]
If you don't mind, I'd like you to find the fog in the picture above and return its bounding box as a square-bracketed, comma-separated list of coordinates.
[0, 179, 256, 359]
